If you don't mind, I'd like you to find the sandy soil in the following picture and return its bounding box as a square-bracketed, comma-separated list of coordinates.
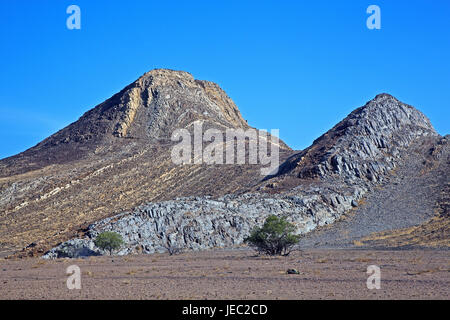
[0, 248, 448, 300]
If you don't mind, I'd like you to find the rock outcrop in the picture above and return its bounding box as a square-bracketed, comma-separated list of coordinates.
[270, 93, 437, 185]
[44, 186, 364, 258]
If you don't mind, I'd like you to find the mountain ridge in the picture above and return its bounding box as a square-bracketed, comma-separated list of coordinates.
[0, 69, 447, 258]
[0, 69, 290, 256]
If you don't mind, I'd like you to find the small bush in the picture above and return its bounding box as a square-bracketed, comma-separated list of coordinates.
[244, 215, 300, 256]
[94, 231, 124, 255]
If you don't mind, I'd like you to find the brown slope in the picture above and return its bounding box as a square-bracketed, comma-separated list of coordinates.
[0, 69, 292, 255]
[0, 69, 253, 177]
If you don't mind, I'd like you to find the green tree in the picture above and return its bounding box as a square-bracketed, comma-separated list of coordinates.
[244, 215, 300, 256]
[94, 231, 124, 255]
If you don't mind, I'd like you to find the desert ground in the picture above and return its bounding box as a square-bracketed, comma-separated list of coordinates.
[1, 248, 448, 300]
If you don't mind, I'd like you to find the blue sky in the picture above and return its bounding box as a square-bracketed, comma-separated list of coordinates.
[0, 0, 449, 159]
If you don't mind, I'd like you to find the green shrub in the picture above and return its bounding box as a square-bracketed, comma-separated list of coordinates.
[94, 231, 124, 255]
[244, 215, 300, 256]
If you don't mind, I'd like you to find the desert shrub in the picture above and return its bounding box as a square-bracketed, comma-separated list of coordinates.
[244, 215, 300, 256]
[94, 231, 124, 255]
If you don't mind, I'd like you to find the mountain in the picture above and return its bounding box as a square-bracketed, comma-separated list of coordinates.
[0, 69, 268, 176]
[0, 70, 448, 258]
[0, 69, 291, 257]
[262, 94, 449, 248]
[261, 93, 436, 187]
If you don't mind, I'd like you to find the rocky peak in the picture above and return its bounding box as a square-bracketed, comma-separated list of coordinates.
[32, 69, 248, 144]
[110, 68, 249, 139]
[270, 94, 438, 185]
[352, 93, 434, 132]
[0, 69, 253, 176]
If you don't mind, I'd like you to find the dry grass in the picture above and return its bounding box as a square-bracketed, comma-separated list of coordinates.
[358, 216, 450, 248]
[125, 270, 138, 276]
[353, 240, 364, 246]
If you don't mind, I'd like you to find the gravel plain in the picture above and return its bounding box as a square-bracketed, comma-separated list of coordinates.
[1, 248, 448, 300]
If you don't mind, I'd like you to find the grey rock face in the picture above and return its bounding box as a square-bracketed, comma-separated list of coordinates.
[280, 94, 437, 185]
[44, 186, 364, 258]
[43, 239, 101, 259]
[301, 135, 449, 248]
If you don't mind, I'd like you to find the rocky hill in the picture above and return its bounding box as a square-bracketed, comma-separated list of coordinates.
[0, 69, 256, 177]
[0, 69, 447, 258]
[262, 93, 436, 186]
[0, 69, 290, 257]
[30, 84, 448, 258]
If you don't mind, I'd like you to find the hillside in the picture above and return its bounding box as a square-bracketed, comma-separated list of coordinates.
[0, 69, 291, 257]
[6, 77, 442, 258]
